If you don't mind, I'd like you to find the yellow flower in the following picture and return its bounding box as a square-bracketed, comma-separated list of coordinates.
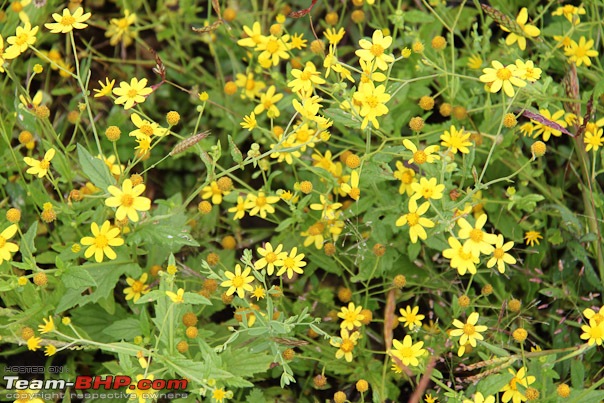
[443, 236, 480, 276]
[245, 191, 280, 218]
[251, 286, 266, 300]
[301, 222, 326, 249]
[0, 35, 10, 72]
[425, 394, 438, 403]
[395, 198, 435, 243]
[340, 170, 360, 200]
[124, 273, 149, 302]
[486, 234, 516, 274]
[27, 336, 42, 351]
[45, 7, 91, 34]
[129, 113, 167, 138]
[202, 181, 230, 205]
[113, 77, 153, 110]
[467, 54, 483, 69]
[514, 60, 541, 82]
[288, 61, 325, 93]
[310, 194, 342, 220]
[4, 22, 38, 58]
[289, 33, 307, 49]
[585, 128, 604, 152]
[38, 316, 55, 334]
[292, 95, 323, 121]
[410, 177, 445, 201]
[0, 224, 19, 265]
[23, 148, 55, 178]
[402, 139, 440, 165]
[254, 85, 282, 117]
[359, 59, 386, 83]
[106, 9, 137, 47]
[398, 306, 425, 330]
[324, 27, 345, 45]
[13, 389, 45, 403]
[235, 73, 265, 99]
[440, 125, 472, 154]
[479, 60, 526, 97]
[80, 221, 125, 262]
[583, 306, 604, 325]
[212, 388, 227, 402]
[524, 230, 543, 246]
[338, 302, 365, 330]
[256, 34, 290, 66]
[500, 367, 536, 403]
[44, 345, 57, 356]
[228, 196, 247, 220]
[457, 214, 497, 256]
[393, 161, 416, 196]
[530, 109, 567, 142]
[463, 392, 495, 403]
[355, 29, 394, 71]
[275, 247, 306, 279]
[330, 328, 360, 362]
[390, 335, 425, 367]
[552, 4, 586, 25]
[93, 77, 115, 98]
[237, 22, 263, 48]
[240, 112, 257, 131]
[500, 8, 540, 50]
[352, 82, 391, 129]
[565, 37, 599, 67]
[580, 318, 604, 346]
[105, 179, 151, 222]
[165, 288, 185, 304]
[130, 374, 159, 403]
[255, 242, 286, 275]
[221, 264, 254, 298]
[450, 312, 488, 356]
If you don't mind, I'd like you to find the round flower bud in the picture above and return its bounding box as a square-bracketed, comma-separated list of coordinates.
[105, 126, 121, 142]
[481, 284, 493, 296]
[130, 174, 144, 186]
[508, 298, 522, 312]
[310, 39, 325, 54]
[431, 35, 446, 50]
[313, 374, 327, 388]
[531, 141, 546, 158]
[33, 64, 43, 74]
[282, 348, 295, 360]
[345, 154, 361, 169]
[217, 177, 233, 192]
[333, 391, 347, 403]
[458, 295, 470, 308]
[185, 326, 198, 338]
[269, 23, 283, 37]
[324, 242, 336, 256]
[41, 206, 56, 223]
[351, 10, 365, 23]
[19, 130, 33, 144]
[290, 57, 303, 70]
[452, 106, 468, 120]
[299, 181, 313, 194]
[556, 383, 570, 398]
[223, 7, 237, 22]
[325, 11, 338, 25]
[393, 274, 406, 288]
[206, 252, 220, 266]
[21, 327, 35, 340]
[439, 102, 452, 117]
[198, 201, 212, 214]
[182, 312, 198, 327]
[337, 287, 352, 303]
[409, 116, 425, 132]
[176, 340, 189, 353]
[525, 387, 539, 401]
[203, 278, 218, 292]
[221, 235, 237, 250]
[356, 379, 369, 393]
[224, 81, 237, 95]
[34, 105, 50, 119]
[67, 111, 80, 124]
[419, 96, 435, 110]
[166, 111, 180, 126]
[221, 292, 234, 304]
[503, 113, 517, 128]
[6, 208, 21, 223]
[18, 276, 28, 286]
[372, 243, 386, 257]
[512, 328, 528, 342]
[412, 41, 424, 53]
[150, 265, 162, 276]
[352, 0, 364, 5]
[33, 272, 48, 286]
[360, 309, 372, 325]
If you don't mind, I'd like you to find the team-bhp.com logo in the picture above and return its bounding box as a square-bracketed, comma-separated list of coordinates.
[5, 375, 188, 400]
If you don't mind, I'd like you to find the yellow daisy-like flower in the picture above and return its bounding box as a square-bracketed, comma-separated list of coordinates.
[500, 367, 536, 403]
[289, 33, 307, 50]
[221, 264, 254, 298]
[254, 85, 283, 117]
[255, 242, 286, 275]
[393, 161, 417, 196]
[500, 8, 540, 51]
[288, 61, 325, 93]
[530, 109, 567, 142]
[340, 170, 360, 201]
[93, 77, 115, 98]
[355, 29, 395, 71]
[583, 305, 604, 325]
[580, 318, 604, 346]
[390, 335, 425, 367]
[251, 286, 266, 300]
[324, 27, 345, 45]
[398, 306, 425, 330]
[584, 128, 604, 152]
[487, 234, 516, 274]
[0, 224, 19, 265]
[330, 328, 360, 362]
[450, 312, 488, 356]
[353, 81, 391, 130]
[228, 196, 247, 220]
[129, 113, 167, 138]
[564, 37, 599, 67]
[105, 179, 151, 222]
[395, 198, 435, 244]
[457, 214, 497, 256]
[80, 221, 125, 263]
[106, 9, 137, 47]
[165, 288, 185, 304]
[524, 230, 543, 246]
[440, 125, 472, 154]
[301, 221, 326, 249]
[45, 7, 92, 34]
[442, 236, 480, 276]
[410, 177, 445, 201]
[201, 181, 229, 205]
[338, 302, 365, 330]
[235, 73, 266, 100]
[479, 60, 526, 97]
[245, 191, 280, 218]
[113, 77, 153, 110]
[514, 60, 542, 82]
[552, 4, 586, 25]
[463, 392, 495, 403]
[4, 22, 39, 58]
[23, 148, 55, 178]
[240, 112, 257, 131]
[237, 22, 263, 48]
[275, 247, 306, 279]
[402, 139, 440, 166]
[45, 345, 57, 356]
[123, 273, 150, 302]
[38, 316, 55, 334]
[256, 34, 291, 67]
[467, 54, 483, 69]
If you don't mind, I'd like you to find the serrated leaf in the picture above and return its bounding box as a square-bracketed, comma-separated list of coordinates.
[183, 292, 212, 305]
[323, 108, 360, 128]
[135, 290, 165, 304]
[62, 266, 97, 289]
[103, 318, 142, 341]
[77, 144, 114, 190]
[20, 221, 38, 262]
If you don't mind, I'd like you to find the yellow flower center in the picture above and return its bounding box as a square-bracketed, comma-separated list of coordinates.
[469, 228, 483, 243]
[231, 275, 244, 288]
[140, 124, 154, 136]
[406, 212, 419, 226]
[263, 100, 273, 109]
[398, 346, 412, 358]
[413, 150, 427, 164]
[255, 196, 267, 207]
[509, 378, 519, 391]
[350, 188, 360, 199]
[131, 280, 144, 293]
[300, 71, 312, 81]
[117, 19, 130, 29]
[283, 257, 295, 268]
[127, 88, 139, 98]
[463, 323, 475, 335]
[370, 43, 384, 57]
[459, 249, 474, 260]
[592, 313, 603, 324]
[422, 188, 433, 198]
[121, 193, 134, 207]
[61, 15, 76, 26]
[401, 172, 413, 184]
[266, 39, 280, 54]
[308, 223, 325, 235]
[575, 46, 586, 57]
[245, 79, 255, 91]
[15, 33, 28, 46]
[265, 251, 277, 263]
[11, 2, 24, 12]
[94, 234, 109, 248]
[39, 160, 50, 170]
[340, 339, 355, 353]
[493, 247, 504, 259]
[365, 95, 379, 108]
[591, 324, 604, 338]
[496, 68, 512, 80]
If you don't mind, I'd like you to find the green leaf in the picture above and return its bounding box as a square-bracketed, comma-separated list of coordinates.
[404, 9, 435, 23]
[183, 292, 212, 305]
[132, 224, 200, 251]
[228, 135, 243, 164]
[571, 358, 585, 388]
[103, 318, 142, 341]
[323, 108, 360, 128]
[62, 266, 97, 289]
[77, 143, 114, 191]
[20, 221, 38, 262]
[222, 349, 272, 378]
[135, 290, 165, 304]
[480, 341, 510, 357]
